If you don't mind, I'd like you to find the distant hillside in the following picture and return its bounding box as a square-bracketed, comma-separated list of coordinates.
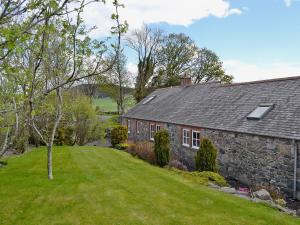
[71, 84, 134, 98]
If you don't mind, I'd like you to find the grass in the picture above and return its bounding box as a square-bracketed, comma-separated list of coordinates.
[92, 97, 117, 112]
[92, 95, 136, 113]
[0, 146, 299, 225]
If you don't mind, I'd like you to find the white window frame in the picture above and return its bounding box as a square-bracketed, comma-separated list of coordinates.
[127, 119, 131, 134]
[136, 121, 140, 134]
[182, 129, 190, 147]
[192, 130, 200, 149]
[156, 124, 161, 132]
[150, 123, 155, 141]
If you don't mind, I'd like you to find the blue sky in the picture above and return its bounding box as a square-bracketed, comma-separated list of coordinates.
[83, 0, 300, 82]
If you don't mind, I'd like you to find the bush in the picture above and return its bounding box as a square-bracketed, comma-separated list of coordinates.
[169, 168, 228, 187]
[115, 143, 129, 150]
[167, 159, 188, 171]
[192, 171, 228, 187]
[111, 126, 128, 147]
[126, 141, 155, 164]
[195, 137, 217, 172]
[154, 130, 170, 167]
[54, 126, 74, 146]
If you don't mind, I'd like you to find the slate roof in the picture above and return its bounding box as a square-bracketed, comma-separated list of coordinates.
[123, 76, 300, 140]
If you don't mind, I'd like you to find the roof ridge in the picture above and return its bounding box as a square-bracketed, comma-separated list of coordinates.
[219, 75, 300, 87]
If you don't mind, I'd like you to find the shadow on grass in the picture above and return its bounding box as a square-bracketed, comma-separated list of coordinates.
[0, 161, 8, 168]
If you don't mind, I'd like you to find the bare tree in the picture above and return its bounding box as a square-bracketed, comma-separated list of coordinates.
[100, 51, 129, 114]
[126, 24, 162, 102]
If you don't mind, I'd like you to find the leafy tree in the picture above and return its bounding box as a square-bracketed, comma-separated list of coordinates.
[155, 33, 197, 87]
[192, 48, 233, 83]
[0, 0, 127, 180]
[0, 0, 76, 61]
[151, 33, 233, 87]
[195, 138, 218, 172]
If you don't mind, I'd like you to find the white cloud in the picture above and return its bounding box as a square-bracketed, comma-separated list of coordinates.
[284, 0, 292, 6]
[127, 62, 137, 75]
[224, 60, 300, 82]
[81, 0, 243, 37]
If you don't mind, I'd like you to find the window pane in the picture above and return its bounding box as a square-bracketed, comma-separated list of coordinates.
[183, 129, 190, 146]
[156, 125, 160, 132]
[192, 131, 200, 148]
[247, 106, 271, 119]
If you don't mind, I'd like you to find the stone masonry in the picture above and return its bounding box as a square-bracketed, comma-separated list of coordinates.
[122, 117, 300, 199]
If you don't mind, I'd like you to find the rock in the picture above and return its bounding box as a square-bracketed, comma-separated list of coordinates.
[233, 194, 251, 200]
[208, 182, 220, 189]
[297, 209, 300, 217]
[253, 189, 272, 201]
[221, 187, 236, 194]
[275, 205, 296, 216]
[274, 198, 286, 207]
[235, 190, 249, 196]
[251, 198, 273, 206]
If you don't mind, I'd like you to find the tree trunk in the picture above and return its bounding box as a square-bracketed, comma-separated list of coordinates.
[47, 87, 63, 180]
[0, 128, 10, 158]
[47, 144, 53, 179]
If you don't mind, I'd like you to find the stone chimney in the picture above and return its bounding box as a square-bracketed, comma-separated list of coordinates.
[180, 75, 192, 87]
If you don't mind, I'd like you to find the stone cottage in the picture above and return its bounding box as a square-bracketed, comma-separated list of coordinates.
[121, 76, 300, 199]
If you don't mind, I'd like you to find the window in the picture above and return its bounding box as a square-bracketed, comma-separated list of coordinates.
[182, 129, 190, 147]
[150, 124, 155, 140]
[192, 130, 200, 149]
[247, 104, 274, 120]
[136, 121, 140, 134]
[156, 124, 161, 132]
[127, 119, 131, 134]
[142, 95, 156, 105]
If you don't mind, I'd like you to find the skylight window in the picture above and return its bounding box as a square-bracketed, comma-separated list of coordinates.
[247, 104, 274, 120]
[142, 95, 156, 105]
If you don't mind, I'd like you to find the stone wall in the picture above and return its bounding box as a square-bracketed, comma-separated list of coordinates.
[122, 117, 300, 199]
[202, 129, 299, 198]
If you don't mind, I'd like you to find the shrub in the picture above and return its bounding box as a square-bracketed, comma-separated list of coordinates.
[126, 141, 155, 164]
[195, 137, 217, 172]
[111, 126, 128, 147]
[167, 159, 188, 171]
[54, 127, 66, 146]
[154, 130, 170, 167]
[115, 143, 129, 150]
[54, 126, 74, 146]
[14, 131, 29, 153]
[193, 171, 228, 187]
[169, 168, 228, 187]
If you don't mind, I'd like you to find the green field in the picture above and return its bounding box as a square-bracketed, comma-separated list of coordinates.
[0, 146, 298, 225]
[92, 96, 136, 112]
[92, 97, 118, 112]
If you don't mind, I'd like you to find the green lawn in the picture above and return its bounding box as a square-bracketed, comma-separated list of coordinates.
[0, 147, 299, 225]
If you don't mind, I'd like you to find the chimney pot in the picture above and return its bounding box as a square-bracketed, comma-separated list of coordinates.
[180, 76, 192, 87]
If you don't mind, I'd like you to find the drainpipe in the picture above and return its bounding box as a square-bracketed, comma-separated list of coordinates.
[293, 140, 298, 199]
